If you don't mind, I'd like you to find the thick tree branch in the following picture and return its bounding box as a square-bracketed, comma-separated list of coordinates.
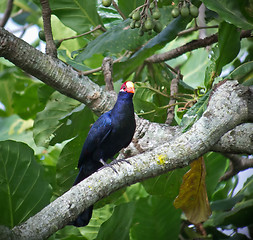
[0, 27, 117, 116]
[0, 27, 252, 157]
[3, 81, 251, 240]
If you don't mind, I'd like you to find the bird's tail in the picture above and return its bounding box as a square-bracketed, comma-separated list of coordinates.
[71, 164, 99, 227]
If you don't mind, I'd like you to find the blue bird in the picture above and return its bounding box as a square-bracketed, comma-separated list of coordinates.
[72, 81, 136, 227]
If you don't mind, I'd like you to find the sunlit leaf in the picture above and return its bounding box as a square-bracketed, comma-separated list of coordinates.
[74, 20, 149, 62]
[180, 91, 210, 132]
[33, 91, 80, 147]
[131, 196, 181, 240]
[215, 22, 240, 75]
[227, 61, 253, 86]
[201, 0, 253, 30]
[50, 0, 103, 33]
[174, 157, 211, 224]
[0, 140, 52, 228]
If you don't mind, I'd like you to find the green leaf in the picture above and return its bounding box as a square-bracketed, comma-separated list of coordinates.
[13, 81, 44, 120]
[49, 0, 103, 33]
[205, 199, 253, 228]
[215, 22, 240, 75]
[49, 105, 94, 146]
[131, 196, 181, 240]
[205, 152, 228, 199]
[33, 91, 80, 147]
[0, 140, 52, 228]
[181, 48, 209, 89]
[227, 61, 253, 86]
[201, 0, 253, 30]
[96, 202, 136, 240]
[56, 137, 81, 194]
[142, 168, 187, 200]
[180, 91, 210, 132]
[0, 115, 44, 155]
[74, 20, 149, 62]
[118, 0, 143, 16]
[79, 205, 113, 240]
[113, 15, 192, 80]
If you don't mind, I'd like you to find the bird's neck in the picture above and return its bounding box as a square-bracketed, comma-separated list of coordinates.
[111, 92, 134, 115]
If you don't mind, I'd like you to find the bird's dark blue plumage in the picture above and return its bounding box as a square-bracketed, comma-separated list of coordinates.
[72, 81, 136, 227]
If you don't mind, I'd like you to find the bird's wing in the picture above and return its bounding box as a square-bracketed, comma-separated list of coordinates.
[78, 111, 112, 168]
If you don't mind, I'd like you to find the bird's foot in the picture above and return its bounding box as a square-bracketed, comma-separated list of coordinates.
[110, 158, 131, 166]
[99, 159, 118, 174]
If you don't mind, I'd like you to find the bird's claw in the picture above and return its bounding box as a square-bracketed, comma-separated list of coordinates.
[99, 159, 118, 174]
[110, 158, 131, 166]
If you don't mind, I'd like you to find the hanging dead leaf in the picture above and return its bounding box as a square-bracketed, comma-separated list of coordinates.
[174, 157, 211, 224]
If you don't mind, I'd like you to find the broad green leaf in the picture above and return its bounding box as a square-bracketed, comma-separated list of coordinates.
[0, 140, 52, 228]
[113, 15, 192, 80]
[118, 0, 143, 16]
[74, 19, 149, 62]
[96, 202, 136, 240]
[78, 205, 113, 240]
[0, 69, 15, 117]
[58, 50, 91, 71]
[0, 115, 44, 155]
[13, 82, 44, 120]
[142, 168, 187, 200]
[33, 91, 80, 147]
[211, 194, 244, 212]
[180, 91, 210, 132]
[205, 152, 228, 199]
[205, 199, 253, 228]
[201, 0, 253, 30]
[131, 196, 181, 240]
[48, 225, 84, 240]
[56, 137, 81, 194]
[49, 104, 94, 146]
[181, 48, 209, 89]
[50, 0, 103, 33]
[227, 61, 253, 86]
[215, 22, 240, 75]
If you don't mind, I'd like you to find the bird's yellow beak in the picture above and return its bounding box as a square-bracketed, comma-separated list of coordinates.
[126, 81, 135, 93]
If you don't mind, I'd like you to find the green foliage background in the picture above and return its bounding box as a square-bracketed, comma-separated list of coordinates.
[0, 0, 253, 239]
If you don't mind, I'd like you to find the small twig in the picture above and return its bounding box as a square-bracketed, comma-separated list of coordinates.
[0, 0, 14, 27]
[220, 154, 253, 181]
[165, 72, 180, 125]
[40, 0, 57, 58]
[102, 57, 114, 91]
[60, 25, 105, 42]
[82, 51, 130, 76]
[137, 102, 186, 116]
[112, 0, 126, 20]
[165, 63, 184, 79]
[178, 25, 218, 36]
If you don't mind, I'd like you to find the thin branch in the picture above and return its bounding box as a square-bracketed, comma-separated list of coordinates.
[220, 154, 253, 181]
[112, 0, 126, 20]
[60, 25, 105, 42]
[0, 0, 13, 27]
[40, 0, 57, 57]
[166, 72, 180, 125]
[178, 25, 218, 36]
[146, 30, 252, 63]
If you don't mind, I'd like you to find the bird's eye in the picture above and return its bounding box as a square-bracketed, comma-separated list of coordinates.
[123, 86, 126, 90]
